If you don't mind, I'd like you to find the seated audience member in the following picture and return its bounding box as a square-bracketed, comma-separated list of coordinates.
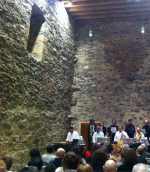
[135, 127, 145, 142]
[110, 146, 121, 163]
[114, 126, 129, 143]
[136, 146, 146, 164]
[29, 148, 41, 160]
[88, 148, 108, 172]
[0, 160, 7, 172]
[132, 163, 149, 172]
[71, 146, 86, 164]
[2, 157, 13, 172]
[85, 143, 101, 163]
[49, 148, 65, 169]
[116, 148, 130, 168]
[77, 163, 93, 172]
[141, 144, 150, 158]
[44, 164, 55, 172]
[42, 145, 56, 165]
[93, 126, 104, 143]
[66, 127, 79, 142]
[18, 166, 38, 172]
[117, 149, 138, 172]
[55, 152, 79, 172]
[107, 144, 113, 156]
[103, 160, 117, 172]
[28, 157, 43, 172]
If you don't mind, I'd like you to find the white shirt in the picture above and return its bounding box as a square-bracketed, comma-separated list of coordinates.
[135, 132, 145, 143]
[42, 153, 56, 163]
[93, 131, 104, 143]
[66, 131, 79, 142]
[114, 131, 129, 142]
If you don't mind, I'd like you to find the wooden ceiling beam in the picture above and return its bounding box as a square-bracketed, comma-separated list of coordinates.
[67, 2, 150, 12]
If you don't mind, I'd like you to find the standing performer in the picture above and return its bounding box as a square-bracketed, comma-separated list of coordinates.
[110, 119, 118, 143]
[100, 121, 106, 137]
[88, 120, 96, 150]
[125, 119, 135, 138]
[142, 120, 150, 138]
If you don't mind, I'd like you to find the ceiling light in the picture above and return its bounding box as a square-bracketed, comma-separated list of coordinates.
[141, 26, 145, 34]
[89, 30, 93, 37]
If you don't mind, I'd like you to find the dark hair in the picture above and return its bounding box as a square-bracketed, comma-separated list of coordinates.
[28, 157, 43, 171]
[112, 119, 116, 123]
[18, 166, 38, 172]
[101, 121, 104, 124]
[92, 143, 101, 154]
[2, 157, 12, 171]
[107, 144, 113, 153]
[69, 127, 73, 130]
[90, 120, 94, 124]
[120, 148, 131, 158]
[100, 145, 109, 154]
[47, 145, 54, 153]
[71, 146, 86, 163]
[92, 148, 108, 166]
[63, 152, 79, 171]
[30, 148, 40, 159]
[124, 149, 138, 165]
[18, 167, 29, 172]
[45, 164, 56, 172]
[128, 119, 132, 122]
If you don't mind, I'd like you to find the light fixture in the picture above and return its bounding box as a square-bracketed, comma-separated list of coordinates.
[68, 0, 72, 6]
[141, 25, 145, 34]
[89, 30, 93, 37]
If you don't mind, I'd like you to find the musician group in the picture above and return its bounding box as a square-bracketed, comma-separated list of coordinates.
[88, 119, 150, 150]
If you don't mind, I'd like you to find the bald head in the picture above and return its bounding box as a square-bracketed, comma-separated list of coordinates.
[56, 148, 65, 158]
[141, 144, 146, 150]
[103, 160, 117, 172]
[136, 146, 144, 156]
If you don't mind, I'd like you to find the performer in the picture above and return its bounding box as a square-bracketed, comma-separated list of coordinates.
[114, 126, 129, 143]
[125, 119, 135, 138]
[135, 127, 145, 143]
[100, 121, 106, 136]
[93, 126, 104, 143]
[110, 119, 118, 143]
[142, 120, 150, 138]
[66, 127, 79, 142]
[88, 119, 96, 150]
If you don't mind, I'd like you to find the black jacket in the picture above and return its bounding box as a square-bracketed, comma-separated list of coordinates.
[142, 125, 150, 138]
[101, 126, 106, 136]
[88, 124, 97, 137]
[125, 124, 135, 138]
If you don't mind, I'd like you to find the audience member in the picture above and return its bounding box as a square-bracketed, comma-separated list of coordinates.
[107, 144, 113, 156]
[49, 148, 65, 169]
[110, 146, 121, 163]
[136, 146, 146, 164]
[141, 144, 150, 158]
[0, 160, 7, 172]
[117, 149, 138, 172]
[88, 148, 108, 172]
[77, 163, 93, 172]
[44, 164, 55, 172]
[85, 143, 101, 163]
[2, 157, 13, 172]
[42, 145, 56, 165]
[132, 163, 150, 172]
[28, 157, 43, 172]
[55, 152, 79, 172]
[18, 166, 38, 172]
[71, 146, 86, 164]
[103, 160, 117, 172]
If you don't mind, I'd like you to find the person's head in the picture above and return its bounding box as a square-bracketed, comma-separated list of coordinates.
[28, 157, 43, 171]
[30, 148, 41, 159]
[19, 166, 38, 172]
[137, 127, 141, 134]
[113, 147, 122, 157]
[103, 160, 117, 172]
[112, 120, 116, 125]
[144, 120, 149, 126]
[77, 163, 93, 172]
[107, 144, 113, 154]
[0, 160, 7, 172]
[1, 157, 12, 171]
[92, 148, 109, 166]
[90, 120, 94, 125]
[100, 145, 109, 154]
[56, 148, 65, 158]
[141, 144, 146, 151]
[92, 143, 101, 154]
[132, 163, 149, 172]
[118, 126, 123, 132]
[69, 127, 74, 133]
[46, 145, 54, 153]
[62, 151, 79, 171]
[96, 126, 101, 133]
[123, 144, 129, 148]
[45, 164, 56, 172]
[120, 148, 130, 158]
[124, 149, 138, 165]
[71, 146, 86, 159]
[128, 119, 132, 124]
[100, 121, 104, 127]
[136, 146, 144, 156]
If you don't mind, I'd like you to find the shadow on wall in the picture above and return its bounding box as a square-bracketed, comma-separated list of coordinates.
[27, 4, 45, 53]
[104, 35, 148, 81]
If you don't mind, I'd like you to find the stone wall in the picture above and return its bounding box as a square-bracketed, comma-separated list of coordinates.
[72, 20, 150, 131]
[0, 0, 74, 170]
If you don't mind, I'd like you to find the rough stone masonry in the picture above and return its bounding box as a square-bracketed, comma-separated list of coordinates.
[0, 0, 75, 170]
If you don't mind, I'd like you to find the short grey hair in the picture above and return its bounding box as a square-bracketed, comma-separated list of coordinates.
[132, 163, 150, 172]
